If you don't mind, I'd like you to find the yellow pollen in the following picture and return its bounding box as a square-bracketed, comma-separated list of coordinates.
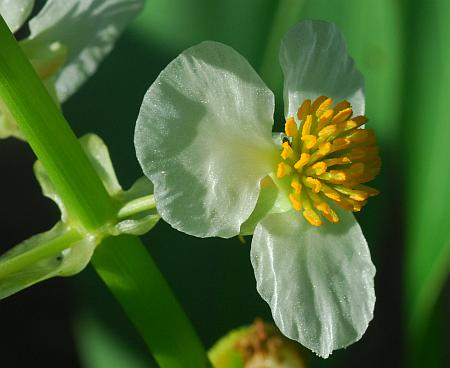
[311, 95, 328, 112]
[315, 98, 333, 117]
[332, 107, 353, 124]
[297, 99, 311, 120]
[318, 109, 334, 126]
[324, 157, 351, 166]
[281, 141, 294, 160]
[333, 100, 351, 113]
[276, 162, 292, 178]
[351, 115, 368, 127]
[318, 142, 331, 155]
[303, 209, 322, 226]
[290, 177, 302, 194]
[310, 161, 327, 175]
[285, 117, 298, 137]
[275, 96, 381, 226]
[294, 153, 310, 170]
[303, 177, 322, 193]
[301, 134, 317, 149]
[289, 193, 302, 211]
[301, 114, 313, 136]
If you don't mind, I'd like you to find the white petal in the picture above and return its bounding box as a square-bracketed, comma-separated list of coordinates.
[251, 209, 375, 358]
[135, 41, 278, 238]
[280, 21, 365, 119]
[0, 0, 34, 33]
[27, 0, 144, 102]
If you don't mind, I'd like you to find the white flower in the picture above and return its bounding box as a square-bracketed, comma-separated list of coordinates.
[134, 20, 378, 358]
[0, 0, 143, 138]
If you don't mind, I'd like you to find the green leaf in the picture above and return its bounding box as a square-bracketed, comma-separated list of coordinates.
[402, 0, 450, 362]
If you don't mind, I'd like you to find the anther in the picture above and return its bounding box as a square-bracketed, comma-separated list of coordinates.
[290, 177, 302, 194]
[301, 115, 313, 136]
[285, 117, 298, 137]
[315, 98, 333, 118]
[294, 153, 310, 171]
[281, 141, 295, 160]
[276, 162, 292, 178]
[331, 107, 352, 124]
[311, 95, 328, 113]
[289, 193, 302, 211]
[301, 134, 317, 149]
[303, 177, 322, 193]
[297, 99, 311, 120]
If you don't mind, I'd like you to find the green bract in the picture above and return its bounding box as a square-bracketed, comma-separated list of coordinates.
[134, 20, 376, 358]
[0, 0, 143, 139]
[0, 134, 159, 299]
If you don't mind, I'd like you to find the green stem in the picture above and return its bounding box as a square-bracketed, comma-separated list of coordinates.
[0, 16, 114, 232]
[0, 16, 210, 367]
[92, 235, 211, 368]
[0, 227, 81, 277]
[259, 0, 305, 94]
[118, 194, 156, 218]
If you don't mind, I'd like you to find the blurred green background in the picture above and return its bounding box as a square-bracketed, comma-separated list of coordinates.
[1, 0, 449, 367]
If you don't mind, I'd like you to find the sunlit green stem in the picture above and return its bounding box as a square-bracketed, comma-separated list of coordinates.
[259, 0, 304, 95]
[0, 227, 81, 277]
[118, 194, 156, 218]
[0, 16, 115, 232]
[93, 235, 211, 368]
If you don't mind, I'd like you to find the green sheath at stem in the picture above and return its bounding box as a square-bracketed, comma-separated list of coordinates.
[0, 227, 82, 277]
[0, 16, 210, 367]
[93, 235, 211, 368]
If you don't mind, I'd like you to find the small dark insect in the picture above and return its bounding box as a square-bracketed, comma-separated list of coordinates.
[281, 134, 292, 146]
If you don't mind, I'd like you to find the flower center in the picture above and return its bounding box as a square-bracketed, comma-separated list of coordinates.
[276, 96, 381, 226]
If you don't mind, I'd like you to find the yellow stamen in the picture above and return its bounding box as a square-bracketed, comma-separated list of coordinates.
[301, 134, 317, 149]
[355, 184, 380, 197]
[311, 95, 328, 112]
[276, 162, 292, 178]
[319, 183, 341, 201]
[323, 157, 351, 166]
[281, 141, 295, 160]
[290, 177, 302, 194]
[308, 191, 340, 224]
[333, 185, 369, 201]
[333, 100, 351, 113]
[289, 193, 302, 211]
[303, 177, 322, 193]
[276, 97, 380, 226]
[294, 153, 310, 171]
[301, 114, 313, 136]
[303, 208, 322, 226]
[351, 115, 368, 128]
[297, 99, 311, 120]
[332, 107, 353, 124]
[319, 170, 347, 183]
[318, 109, 334, 129]
[315, 98, 333, 118]
[305, 161, 327, 176]
[284, 117, 298, 137]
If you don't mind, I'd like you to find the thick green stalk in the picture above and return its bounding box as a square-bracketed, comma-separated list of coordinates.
[92, 235, 211, 368]
[0, 16, 210, 367]
[0, 16, 114, 232]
